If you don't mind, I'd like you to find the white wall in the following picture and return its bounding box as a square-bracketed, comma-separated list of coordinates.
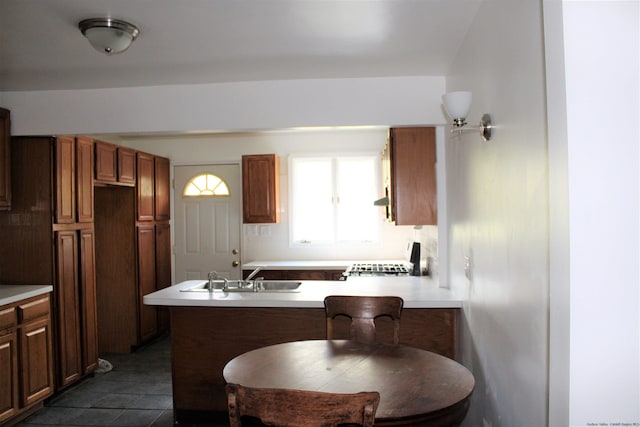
[105, 128, 440, 266]
[448, 0, 640, 426]
[0, 76, 445, 135]
[1, 75, 449, 280]
[556, 2, 639, 425]
[446, 0, 550, 426]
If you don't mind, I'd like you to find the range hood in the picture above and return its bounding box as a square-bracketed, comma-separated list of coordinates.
[373, 196, 389, 206]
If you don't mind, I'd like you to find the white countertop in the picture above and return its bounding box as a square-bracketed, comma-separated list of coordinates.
[144, 276, 462, 309]
[0, 284, 53, 306]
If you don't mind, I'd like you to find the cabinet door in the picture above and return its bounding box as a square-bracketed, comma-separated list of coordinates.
[76, 137, 94, 223]
[155, 223, 171, 333]
[136, 153, 155, 221]
[19, 318, 53, 406]
[390, 127, 437, 225]
[79, 229, 98, 374]
[242, 154, 280, 223]
[381, 141, 392, 222]
[137, 225, 157, 342]
[243, 270, 285, 280]
[154, 156, 170, 221]
[94, 141, 117, 183]
[290, 270, 327, 280]
[55, 136, 76, 224]
[54, 230, 82, 388]
[0, 108, 10, 211]
[0, 331, 18, 422]
[118, 148, 136, 184]
[155, 223, 171, 290]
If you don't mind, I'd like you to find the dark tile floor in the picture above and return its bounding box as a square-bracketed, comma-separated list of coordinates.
[16, 334, 229, 427]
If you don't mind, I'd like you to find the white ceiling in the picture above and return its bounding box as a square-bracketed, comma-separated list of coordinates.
[0, 0, 481, 92]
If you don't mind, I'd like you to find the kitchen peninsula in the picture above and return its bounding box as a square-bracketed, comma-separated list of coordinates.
[144, 275, 463, 424]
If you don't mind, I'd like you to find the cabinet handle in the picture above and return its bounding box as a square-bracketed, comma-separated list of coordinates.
[232, 261, 239, 267]
[232, 249, 239, 255]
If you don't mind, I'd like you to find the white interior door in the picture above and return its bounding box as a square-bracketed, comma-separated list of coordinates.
[174, 164, 241, 281]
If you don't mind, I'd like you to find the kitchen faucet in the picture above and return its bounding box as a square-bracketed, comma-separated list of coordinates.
[245, 267, 262, 281]
[244, 267, 264, 291]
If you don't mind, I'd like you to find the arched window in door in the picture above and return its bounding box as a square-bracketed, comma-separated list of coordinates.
[183, 173, 231, 197]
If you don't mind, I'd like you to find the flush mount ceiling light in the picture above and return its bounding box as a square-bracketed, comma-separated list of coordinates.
[442, 91, 493, 141]
[79, 18, 140, 55]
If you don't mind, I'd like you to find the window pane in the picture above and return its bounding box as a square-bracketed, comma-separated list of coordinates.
[336, 157, 378, 241]
[183, 173, 230, 197]
[291, 158, 334, 242]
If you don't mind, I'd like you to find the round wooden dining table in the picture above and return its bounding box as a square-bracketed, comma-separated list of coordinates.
[223, 340, 475, 427]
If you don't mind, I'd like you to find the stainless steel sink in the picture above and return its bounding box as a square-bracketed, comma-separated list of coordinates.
[256, 281, 302, 291]
[180, 280, 302, 293]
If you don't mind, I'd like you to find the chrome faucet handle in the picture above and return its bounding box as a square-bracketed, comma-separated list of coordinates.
[207, 271, 219, 292]
[253, 277, 265, 292]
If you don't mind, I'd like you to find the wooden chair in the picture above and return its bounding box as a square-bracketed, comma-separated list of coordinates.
[324, 295, 404, 344]
[225, 383, 380, 427]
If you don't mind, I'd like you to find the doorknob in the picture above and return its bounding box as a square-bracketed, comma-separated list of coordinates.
[232, 260, 239, 267]
[232, 249, 239, 255]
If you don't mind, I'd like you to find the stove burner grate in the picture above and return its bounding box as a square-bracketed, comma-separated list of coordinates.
[347, 263, 411, 276]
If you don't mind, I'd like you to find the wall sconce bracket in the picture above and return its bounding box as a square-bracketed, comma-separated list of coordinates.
[450, 113, 493, 142]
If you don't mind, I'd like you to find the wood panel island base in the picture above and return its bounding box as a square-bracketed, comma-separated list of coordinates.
[169, 306, 458, 424]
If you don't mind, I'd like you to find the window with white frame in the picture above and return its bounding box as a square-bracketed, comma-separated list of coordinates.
[289, 154, 380, 244]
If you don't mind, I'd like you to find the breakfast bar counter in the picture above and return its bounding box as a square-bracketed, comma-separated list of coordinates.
[144, 277, 464, 424]
[144, 275, 463, 308]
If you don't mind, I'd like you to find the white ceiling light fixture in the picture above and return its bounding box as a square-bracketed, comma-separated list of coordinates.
[442, 91, 493, 141]
[79, 18, 140, 55]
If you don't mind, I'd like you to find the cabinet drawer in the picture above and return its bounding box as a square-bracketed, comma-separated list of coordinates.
[17, 297, 50, 323]
[0, 307, 17, 330]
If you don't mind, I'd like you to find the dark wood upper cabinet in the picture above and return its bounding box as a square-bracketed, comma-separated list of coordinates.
[118, 148, 136, 185]
[94, 141, 117, 183]
[55, 136, 76, 224]
[136, 152, 155, 221]
[386, 127, 437, 226]
[0, 108, 11, 210]
[242, 154, 280, 223]
[76, 137, 94, 223]
[154, 156, 170, 221]
[95, 141, 136, 186]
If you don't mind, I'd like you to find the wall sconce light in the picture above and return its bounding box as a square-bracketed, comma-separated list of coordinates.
[442, 91, 493, 141]
[79, 18, 140, 55]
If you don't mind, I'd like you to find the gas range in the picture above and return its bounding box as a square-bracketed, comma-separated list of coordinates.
[345, 262, 411, 276]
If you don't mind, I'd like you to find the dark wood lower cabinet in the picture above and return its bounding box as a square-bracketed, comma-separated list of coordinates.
[170, 306, 457, 423]
[155, 223, 172, 332]
[137, 225, 158, 343]
[0, 331, 18, 422]
[54, 230, 83, 388]
[80, 229, 99, 374]
[0, 294, 54, 424]
[20, 317, 54, 406]
[242, 269, 346, 281]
